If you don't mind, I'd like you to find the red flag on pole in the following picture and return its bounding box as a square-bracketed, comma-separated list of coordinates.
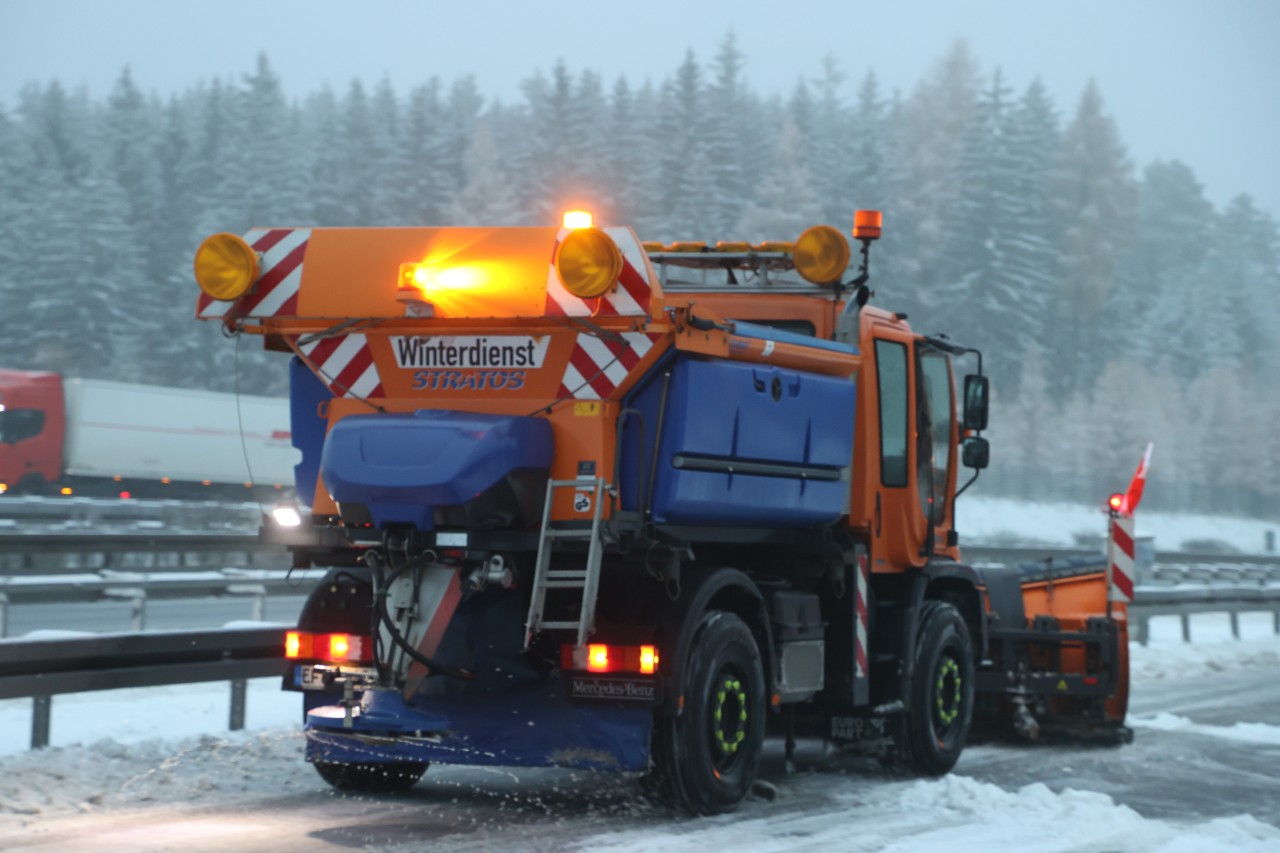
[1120, 443, 1154, 515]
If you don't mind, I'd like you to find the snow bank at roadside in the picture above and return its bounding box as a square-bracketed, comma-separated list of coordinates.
[0, 730, 304, 818]
[568, 774, 1280, 853]
[1130, 612, 1280, 682]
[1130, 712, 1280, 746]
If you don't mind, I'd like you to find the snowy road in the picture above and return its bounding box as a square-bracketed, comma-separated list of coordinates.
[1, 618, 1278, 852]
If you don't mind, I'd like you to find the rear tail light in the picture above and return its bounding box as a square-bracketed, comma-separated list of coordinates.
[561, 643, 659, 674]
[285, 631, 371, 663]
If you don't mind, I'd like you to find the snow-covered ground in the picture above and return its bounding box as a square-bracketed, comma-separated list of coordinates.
[959, 495, 1280, 554]
[0, 498, 1277, 850]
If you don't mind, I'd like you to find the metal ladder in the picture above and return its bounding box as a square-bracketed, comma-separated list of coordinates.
[524, 477, 609, 649]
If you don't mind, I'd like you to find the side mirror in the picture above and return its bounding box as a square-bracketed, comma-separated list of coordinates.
[962, 436, 990, 470]
[963, 374, 989, 432]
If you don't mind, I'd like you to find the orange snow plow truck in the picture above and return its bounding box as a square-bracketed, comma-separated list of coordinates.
[193, 211, 1129, 814]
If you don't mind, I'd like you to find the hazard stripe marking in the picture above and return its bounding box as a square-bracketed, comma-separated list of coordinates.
[1111, 566, 1135, 602]
[1112, 522, 1135, 559]
[556, 332, 660, 401]
[250, 228, 292, 255]
[559, 362, 599, 400]
[855, 553, 869, 678]
[298, 333, 385, 399]
[568, 345, 616, 399]
[1109, 515, 1136, 603]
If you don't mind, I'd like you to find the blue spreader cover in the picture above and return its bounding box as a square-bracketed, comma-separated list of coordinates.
[320, 410, 552, 530]
[623, 356, 856, 526]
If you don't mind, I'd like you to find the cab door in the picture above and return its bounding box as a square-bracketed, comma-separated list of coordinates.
[865, 331, 958, 572]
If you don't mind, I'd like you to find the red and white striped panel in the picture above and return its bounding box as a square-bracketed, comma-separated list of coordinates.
[850, 549, 870, 706]
[1108, 514, 1136, 603]
[197, 228, 311, 320]
[557, 332, 660, 400]
[855, 551, 869, 680]
[544, 227, 653, 318]
[297, 333, 385, 399]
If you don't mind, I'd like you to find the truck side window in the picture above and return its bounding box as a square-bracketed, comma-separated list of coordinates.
[0, 409, 46, 444]
[875, 340, 908, 487]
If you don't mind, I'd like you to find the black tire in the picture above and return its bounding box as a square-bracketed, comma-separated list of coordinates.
[648, 611, 766, 815]
[16, 474, 49, 496]
[898, 600, 975, 775]
[312, 760, 427, 793]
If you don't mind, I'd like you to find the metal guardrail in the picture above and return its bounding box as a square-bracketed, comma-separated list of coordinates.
[0, 625, 288, 748]
[1131, 587, 1280, 645]
[0, 568, 324, 637]
[0, 496, 262, 531]
[0, 532, 285, 574]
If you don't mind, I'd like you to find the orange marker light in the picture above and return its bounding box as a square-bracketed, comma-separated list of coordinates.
[60, 487, 73, 496]
[853, 210, 883, 240]
[563, 210, 593, 229]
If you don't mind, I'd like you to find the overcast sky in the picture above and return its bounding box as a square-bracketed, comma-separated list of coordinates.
[3, 0, 1277, 218]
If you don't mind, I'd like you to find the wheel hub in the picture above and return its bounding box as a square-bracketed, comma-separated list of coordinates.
[935, 657, 962, 727]
[712, 675, 748, 758]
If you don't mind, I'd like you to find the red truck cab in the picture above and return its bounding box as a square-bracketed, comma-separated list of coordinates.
[0, 369, 64, 493]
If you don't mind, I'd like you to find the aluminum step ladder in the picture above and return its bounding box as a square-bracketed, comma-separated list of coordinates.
[524, 477, 609, 649]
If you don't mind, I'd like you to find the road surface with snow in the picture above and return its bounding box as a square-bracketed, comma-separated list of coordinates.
[0, 614, 1277, 852]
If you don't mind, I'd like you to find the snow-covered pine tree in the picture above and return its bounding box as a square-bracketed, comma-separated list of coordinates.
[654, 50, 710, 242]
[1120, 160, 1217, 380]
[703, 32, 751, 239]
[1049, 79, 1137, 396]
[394, 79, 451, 225]
[447, 120, 523, 225]
[736, 119, 824, 242]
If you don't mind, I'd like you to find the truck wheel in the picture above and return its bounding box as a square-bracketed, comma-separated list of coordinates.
[649, 611, 765, 815]
[16, 474, 49, 496]
[899, 600, 974, 775]
[312, 760, 428, 793]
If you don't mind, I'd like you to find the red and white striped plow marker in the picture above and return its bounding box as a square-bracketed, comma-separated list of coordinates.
[1106, 442, 1152, 604]
[1108, 514, 1136, 603]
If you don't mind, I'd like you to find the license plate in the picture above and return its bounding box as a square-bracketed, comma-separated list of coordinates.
[295, 664, 377, 691]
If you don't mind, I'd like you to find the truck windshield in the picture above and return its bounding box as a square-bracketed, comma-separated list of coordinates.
[917, 351, 953, 524]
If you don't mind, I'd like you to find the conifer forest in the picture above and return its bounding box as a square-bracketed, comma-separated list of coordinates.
[1, 39, 1277, 519]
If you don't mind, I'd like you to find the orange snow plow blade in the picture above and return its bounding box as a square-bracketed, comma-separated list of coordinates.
[975, 558, 1131, 742]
